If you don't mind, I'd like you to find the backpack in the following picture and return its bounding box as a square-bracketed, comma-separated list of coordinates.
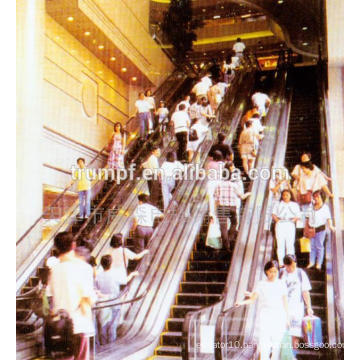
[44, 309, 75, 357]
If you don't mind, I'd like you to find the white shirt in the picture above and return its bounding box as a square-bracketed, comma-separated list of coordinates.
[281, 269, 311, 307]
[142, 154, 159, 171]
[95, 268, 122, 297]
[308, 204, 331, 228]
[145, 96, 155, 110]
[189, 103, 201, 120]
[192, 81, 211, 97]
[251, 92, 270, 110]
[201, 75, 212, 88]
[160, 161, 184, 181]
[49, 253, 96, 334]
[135, 99, 151, 113]
[134, 203, 163, 227]
[272, 201, 301, 221]
[248, 117, 264, 134]
[233, 41, 246, 53]
[46, 256, 60, 269]
[157, 107, 169, 118]
[171, 110, 190, 133]
[176, 100, 190, 112]
[105, 247, 137, 284]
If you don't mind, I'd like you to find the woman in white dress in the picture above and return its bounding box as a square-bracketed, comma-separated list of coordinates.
[187, 117, 210, 162]
[236, 260, 290, 360]
[272, 190, 301, 267]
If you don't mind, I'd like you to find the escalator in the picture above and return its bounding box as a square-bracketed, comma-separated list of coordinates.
[16, 70, 200, 358]
[212, 65, 343, 360]
[91, 71, 256, 360]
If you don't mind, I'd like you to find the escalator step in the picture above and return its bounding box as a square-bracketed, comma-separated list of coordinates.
[154, 345, 182, 357]
[166, 318, 184, 332]
[188, 260, 230, 271]
[171, 304, 202, 318]
[161, 331, 182, 346]
[180, 281, 225, 294]
[184, 271, 228, 282]
[176, 293, 221, 306]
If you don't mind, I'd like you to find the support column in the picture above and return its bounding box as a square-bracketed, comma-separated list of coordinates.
[16, 0, 45, 254]
[326, 0, 344, 228]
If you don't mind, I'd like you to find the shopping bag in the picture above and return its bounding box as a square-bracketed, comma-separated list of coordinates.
[280, 331, 293, 360]
[302, 315, 323, 347]
[299, 237, 311, 253]
[206, 218, 222, 249]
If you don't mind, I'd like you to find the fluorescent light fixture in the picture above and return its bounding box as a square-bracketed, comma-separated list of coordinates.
[213, 15, 221, 19]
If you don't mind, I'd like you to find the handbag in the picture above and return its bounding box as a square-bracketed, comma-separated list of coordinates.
[298, 190, 312, 205]
[302, 315, 323, 347]
[189, 128, 199, 141]
[303, 218, 316, 239]
[280, 331, 293, 360]
[299, 237, 311, 253]
[205, 218, 222, 249]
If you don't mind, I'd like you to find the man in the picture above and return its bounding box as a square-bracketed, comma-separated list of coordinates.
[191, 78, 211, 102]
[213, 172, 245, 252]
[142, 146, 161, 205]
[73, 158, 94, 219]
[280, 255, 313, 359]
[251, 91, 271, 118]
[232, 37, 246, 66]
[131, 194, 164, 253]
[209, 132, 234, 161]
[48, 232, 97, 359]
[175, 95, 191, 113]
[171, 103, 190, 162]
[134, 92, 151, 138]
[160, 152, 184, 210]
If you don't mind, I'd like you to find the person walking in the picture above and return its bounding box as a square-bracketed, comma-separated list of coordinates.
[134, 92, 151, 139]
[107, 122, 126, 169]
[171, 104, 190, 162]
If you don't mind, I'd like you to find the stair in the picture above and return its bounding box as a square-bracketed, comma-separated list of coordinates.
[149, 219, 231, 359]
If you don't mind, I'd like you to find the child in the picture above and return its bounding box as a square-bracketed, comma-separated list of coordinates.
[156, 101, 170, 134]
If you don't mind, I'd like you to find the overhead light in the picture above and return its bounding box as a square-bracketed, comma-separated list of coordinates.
[131, 76, 137, 81]
[213, 15, 221, 19]
[279, 43, 284, 47]
[121, 67, 127, 72]
[302, 42, 309, 46]
[241, 14, 252, 19]
[84, 31, 91, 36]
[202, 8, 206, 12]
[110, 57, 116, 61]
[203, 52, 207, 55]
[98, 45, 104, 50]
[92, 39, 97, 44]
[221, 6, 224, 9]
[302, 26, 308, 31]
[278, 0, 284, 3]
[221, 50, 225, 53]
[98, 71, 103, 75]
[200, 62, 205, 68]
[259, 46, 263, 49]
[67, 16, 74, 22]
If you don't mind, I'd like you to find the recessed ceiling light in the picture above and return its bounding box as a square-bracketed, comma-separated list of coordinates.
[302, 26, 308, 31]
[280, 43, 284, 47]
[67, 16, 74, 22]
[302, 42, 309, 46]
[202, 8, 206, 12]
[221, 50, 225, 53]
[203, 52, 207, 55]
[213, 15, 221, 19]
[221, 6, 224, 9]
[121, 67, 127, 72]
[92, 39, 97, 44]
[98, 45, 104, 50]
[110, 57, 116, 61]
[131, 76, 137, 81]
[278, 0, 284, 3]
[84, 31, 91, 36]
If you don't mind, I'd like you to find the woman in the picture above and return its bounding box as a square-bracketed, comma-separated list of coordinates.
[238, 120, 263, 175]
[105, 235, 148, 285]
[281, 255, 313, 358]
[306, 190, 336, 270]
[272, 190, 301, 267]
[107, 122, 126, 169]
[187, 118, 210, 162]
[206, 151, 225, 218]
[291, 153, 333, 211]
[145, 89, 156, 130]
[207, 82, 222, 113]
[236, 260, 290, 360]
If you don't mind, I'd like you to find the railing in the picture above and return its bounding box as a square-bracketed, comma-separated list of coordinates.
[183, 68, 289, 360]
